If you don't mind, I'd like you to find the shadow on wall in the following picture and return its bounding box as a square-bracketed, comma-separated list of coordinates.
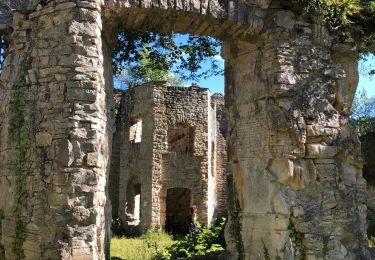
[362, 132, 375, 239]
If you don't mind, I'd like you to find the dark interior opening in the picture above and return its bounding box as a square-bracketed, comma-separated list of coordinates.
[165, 187, 192, 235]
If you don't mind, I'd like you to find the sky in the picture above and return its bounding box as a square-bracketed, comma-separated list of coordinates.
[357, 54, 375, 98]
[184, 54, 225, 94]
[191, 53, 375, 99]
[114, 33, 374, 99]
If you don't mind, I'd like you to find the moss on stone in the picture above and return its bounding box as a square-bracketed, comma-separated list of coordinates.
[8, 48, 31, 259]
[292, 0, 375, 54]
[288, 219, 307, 259]
[229, 197, 244, 260]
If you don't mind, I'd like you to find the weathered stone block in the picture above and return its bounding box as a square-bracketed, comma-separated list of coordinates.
[306, 144, 338, 158]
[36, 132, 52, 146]
[55, 139, 74, 167]
[315, 163, 338, 181]
[340, 163, 358, 185]
[86, 152, 101, 167]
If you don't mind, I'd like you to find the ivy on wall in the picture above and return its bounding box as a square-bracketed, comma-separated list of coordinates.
[288, 219, 307, 259]
[8, 48, 31, 259]
[229, 198, 244, 260]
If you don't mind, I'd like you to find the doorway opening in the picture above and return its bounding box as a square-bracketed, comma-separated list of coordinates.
[105, 6, 235, 257]
[125, 177, 142, 227]
[165, 188, 192, 235]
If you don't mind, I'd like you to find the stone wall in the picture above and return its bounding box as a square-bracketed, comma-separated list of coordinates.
[118, 85, 155, 231]
[0, 1, 112, 259]
[112, 82, 228, 231]
[0, 0, 370, 259]
[223, 29, 368, 260]
[361, 133, 375, 237]
[108, 91, 123, 219]
[211, 93, 228, 218]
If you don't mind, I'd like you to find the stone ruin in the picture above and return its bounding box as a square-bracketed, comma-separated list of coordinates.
[0, 0, 371, 259]
[108, 82, 228, 234]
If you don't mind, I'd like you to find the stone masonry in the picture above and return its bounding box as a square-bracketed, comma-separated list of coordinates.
[108, 82, 228, 233]
[0, 0, 370, 259]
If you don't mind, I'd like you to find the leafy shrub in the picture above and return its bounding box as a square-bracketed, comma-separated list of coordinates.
[155, 218, 226, 260]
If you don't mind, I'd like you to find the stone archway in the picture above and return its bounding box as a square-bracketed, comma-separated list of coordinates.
[0, 1, 369, 259]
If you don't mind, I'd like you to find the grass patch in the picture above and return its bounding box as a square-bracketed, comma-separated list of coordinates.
[111, 232, 174, 260]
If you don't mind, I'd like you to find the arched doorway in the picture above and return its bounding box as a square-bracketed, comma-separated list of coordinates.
[124, 176, 142, 227]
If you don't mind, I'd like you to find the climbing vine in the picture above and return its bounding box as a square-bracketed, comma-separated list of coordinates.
[288, 219, 307, 259]
[8, 48, 31, 259]
[229, 197, 244, 260]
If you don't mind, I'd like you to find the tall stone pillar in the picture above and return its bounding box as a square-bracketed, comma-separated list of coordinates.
[223, 25, 369, 259]
[0, 1, 112, 259]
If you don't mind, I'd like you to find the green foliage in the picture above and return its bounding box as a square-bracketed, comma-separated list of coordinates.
[229, 199, 244, 260]
[13, 221, 27, 259]
[351, 89, 375, 136]
[303, 0, 362, 29]
[262, 239, 271, 260]
[288, 220, 306, 259]
[155, 218, 226, 260]
[216, 104, 225, 114]
[8, 49, 31, 259]
[116, 46, 183, 89]
[112, 31, 223, 86]
[111, 231, 174, 260]
[293, 0, 375, 54]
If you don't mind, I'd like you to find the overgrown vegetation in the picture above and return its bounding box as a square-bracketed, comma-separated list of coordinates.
[116, 46, 183, 88]
[291, 0, 375, 54]
[154, 218, 226, 260]
[351, 89, 375, 136]
[8, 48, 31, 259]
[229, 199, 244, 260]
[110, 218, 226, 260]
[111, 232, 174, 260]
[261, 239, 282, 260]
[112, 32, 222, 88]
[351, 90, 375, 186]
[288, 219, 307, 259]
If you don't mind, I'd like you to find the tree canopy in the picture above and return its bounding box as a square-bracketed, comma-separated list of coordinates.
[112, 31, 222, 88]
[351, 89, 375, 136]
[116, 46, 183, 89]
